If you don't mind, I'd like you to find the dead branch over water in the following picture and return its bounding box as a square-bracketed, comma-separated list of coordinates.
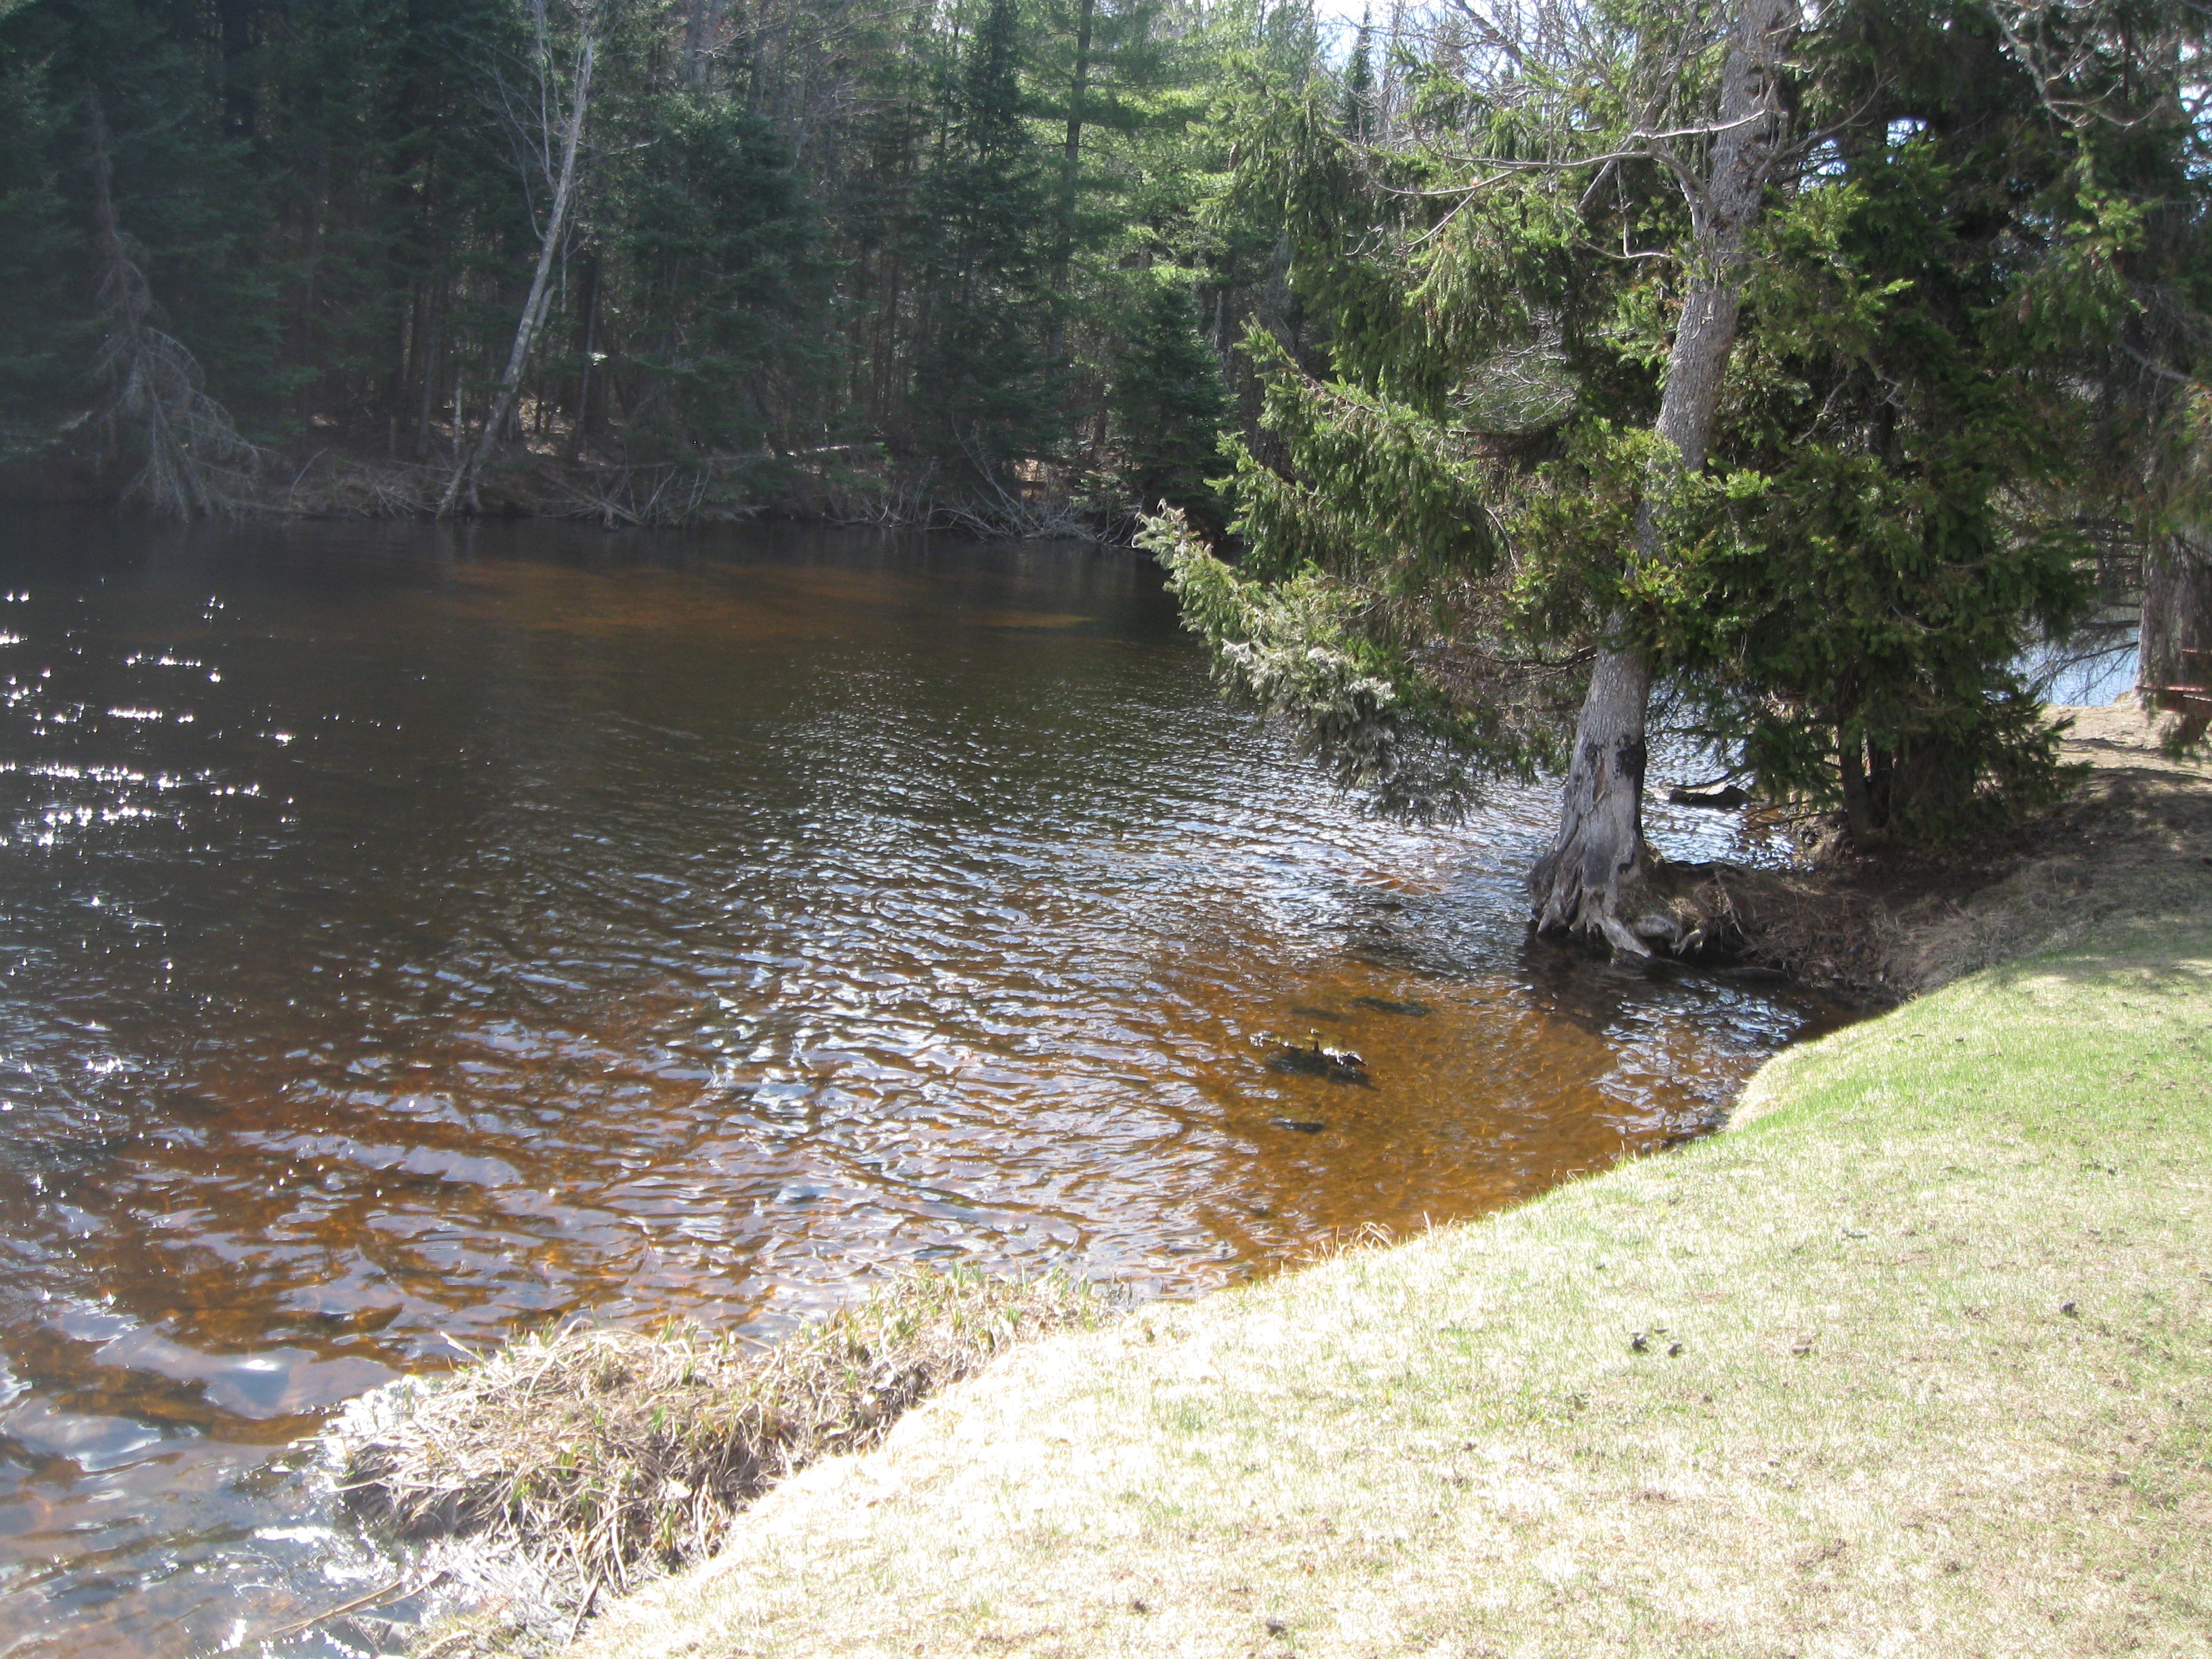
[85, 95, 265, 518]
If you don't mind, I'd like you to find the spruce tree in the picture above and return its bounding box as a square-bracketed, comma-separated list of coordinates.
[1338, 7, 1374, 140]
[1147, 0, 2205, 945]
[1109, 273, 1229, 527]
[619, 95, 829, 457]
[915, 0, 1058, 476]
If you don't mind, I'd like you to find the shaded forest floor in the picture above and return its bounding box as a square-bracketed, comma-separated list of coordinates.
[1695, 697, 2212, 998]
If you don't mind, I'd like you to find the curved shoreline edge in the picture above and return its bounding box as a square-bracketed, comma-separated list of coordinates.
[548, 905, 2210, 1658]
[379, 701, 2205, 1658]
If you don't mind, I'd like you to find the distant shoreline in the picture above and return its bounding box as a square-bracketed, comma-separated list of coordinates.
[0, 446, 1134, 543]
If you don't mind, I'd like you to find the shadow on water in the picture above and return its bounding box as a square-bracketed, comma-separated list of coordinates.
[0, 509, 1857, 1656]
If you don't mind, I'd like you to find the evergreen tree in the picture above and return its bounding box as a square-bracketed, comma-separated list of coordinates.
[1338, 7, 1374, 140]
[618, 95, 829, 456]
[0, 48, 81, 453]
[1147, 0, 2207, 942]
[914, 0, 1058, 476]
[1109, 272, 1229, 527]
[1660, 6, 2108, 845]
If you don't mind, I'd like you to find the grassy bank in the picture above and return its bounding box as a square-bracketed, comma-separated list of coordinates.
[1754, 700, 2212, 997]
[565, 914, 2211, 1658]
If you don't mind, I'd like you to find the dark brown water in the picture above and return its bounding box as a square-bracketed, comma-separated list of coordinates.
[0, 512, 1845, 1655]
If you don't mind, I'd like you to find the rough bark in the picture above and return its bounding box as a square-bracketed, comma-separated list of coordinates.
[1534, 650, 1654, 955]
[682, 0, 726, 90]
[1529, 0, 1796, 953]
[1837, 728, 1873, 844]
[2139, 523, 2212, 743]
[441, 5, 596, 517]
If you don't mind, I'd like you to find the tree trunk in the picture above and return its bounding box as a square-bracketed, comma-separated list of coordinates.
[563, 250, 602, 462]
[2140, 523, 2212, 743]
[1837, 729, 1872, 844]
[1046, 0, 1095, 369]
[1533, 650, 1654, 955]
[413, 284, 444, 457]
[682, 0, 726, 89]
[440, 7, 596, 517]
[1528, 0, 1795, 953]
[216, 0, 258, 138]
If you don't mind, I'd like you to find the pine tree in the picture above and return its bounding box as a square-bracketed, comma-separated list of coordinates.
[1109, 272, 1229, 527]
[914, 0, 1058, 476]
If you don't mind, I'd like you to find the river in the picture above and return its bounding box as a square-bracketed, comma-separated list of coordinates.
[0, 512, 1847, 1655]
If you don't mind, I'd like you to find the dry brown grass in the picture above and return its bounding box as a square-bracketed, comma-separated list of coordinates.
[331, 1267, 1106, 1641]
[1903, 701, 2212, 989]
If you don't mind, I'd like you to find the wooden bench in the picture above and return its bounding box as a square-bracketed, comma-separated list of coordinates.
[2153, 647, 2212, 719]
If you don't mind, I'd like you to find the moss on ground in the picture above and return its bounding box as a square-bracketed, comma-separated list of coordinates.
[566, 918, 2212, 1658]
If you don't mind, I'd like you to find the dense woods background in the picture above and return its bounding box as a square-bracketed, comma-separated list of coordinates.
[0, 0, 1334, 520]
[2, 0, 2207, 886]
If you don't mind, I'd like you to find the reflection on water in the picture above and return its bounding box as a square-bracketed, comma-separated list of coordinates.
[0, 512, 1849, 1655]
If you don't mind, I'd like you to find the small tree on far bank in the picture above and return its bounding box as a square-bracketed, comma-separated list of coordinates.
[1109, 273, 1230, 530]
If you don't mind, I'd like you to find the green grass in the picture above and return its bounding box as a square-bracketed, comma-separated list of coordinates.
[571, 922, 2212, 1658]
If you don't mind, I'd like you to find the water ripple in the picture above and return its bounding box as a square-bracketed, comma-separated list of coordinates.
[0, 514, 1846, 1657]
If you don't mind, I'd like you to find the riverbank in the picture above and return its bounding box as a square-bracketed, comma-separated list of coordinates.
[517, 705, 2211, 1659]
[552, 910, 2209, 1658]
[0, 443, 1121, 540]
[1679, 697, 2210, 996]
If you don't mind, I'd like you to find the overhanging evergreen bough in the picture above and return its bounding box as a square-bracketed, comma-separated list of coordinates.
[85, 94, 264, 518]
[1158, 0, 2202, 953]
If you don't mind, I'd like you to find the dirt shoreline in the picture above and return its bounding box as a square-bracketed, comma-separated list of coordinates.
[0, 443, 1121, 539]
[1701, 697, 2208, 998]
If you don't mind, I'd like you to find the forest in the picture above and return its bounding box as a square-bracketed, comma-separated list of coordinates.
[0, 0, 1306, 525]
[1, 0, 2207, 942]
